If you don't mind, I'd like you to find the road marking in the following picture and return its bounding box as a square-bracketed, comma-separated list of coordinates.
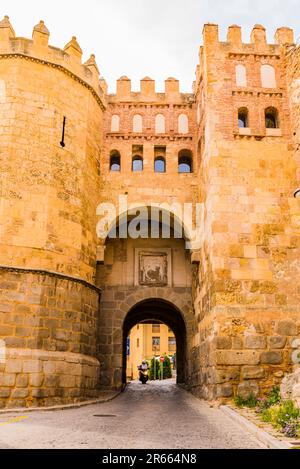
[0, 416, 29, 426]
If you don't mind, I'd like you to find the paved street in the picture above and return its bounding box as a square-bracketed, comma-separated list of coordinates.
[0, 380, 265, 449]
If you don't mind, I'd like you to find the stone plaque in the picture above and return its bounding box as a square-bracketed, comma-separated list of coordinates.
[139, 252, 168, 286]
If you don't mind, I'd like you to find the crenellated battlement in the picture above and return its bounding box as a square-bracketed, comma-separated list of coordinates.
[0, 16, 107, 108]
[202, 23, 295, 50]
[109, 76, 194, 104]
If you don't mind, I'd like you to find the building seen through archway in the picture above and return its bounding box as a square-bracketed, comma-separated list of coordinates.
[126, 322, 177, 381]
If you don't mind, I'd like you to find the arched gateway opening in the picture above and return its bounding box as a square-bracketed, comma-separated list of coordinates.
[122, 299, 187, 385]
[97, 205, 194, 391]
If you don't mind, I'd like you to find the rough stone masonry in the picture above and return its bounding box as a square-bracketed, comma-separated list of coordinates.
[0, 17, 299, 408]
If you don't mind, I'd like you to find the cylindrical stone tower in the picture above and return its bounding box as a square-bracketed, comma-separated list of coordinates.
[0, 17, 105, 408]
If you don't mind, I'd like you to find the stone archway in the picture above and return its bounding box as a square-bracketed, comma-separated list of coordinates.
[122, 298, 188, 385]
[98, 287, 194, 390]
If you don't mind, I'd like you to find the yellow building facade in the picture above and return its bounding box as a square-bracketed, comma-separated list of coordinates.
[126, 324, 176, 379]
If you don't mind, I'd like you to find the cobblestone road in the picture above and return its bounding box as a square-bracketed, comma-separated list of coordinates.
[0, 380, 265, 449]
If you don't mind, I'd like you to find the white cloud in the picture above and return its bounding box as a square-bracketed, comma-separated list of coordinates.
[1, 0, 299, 92]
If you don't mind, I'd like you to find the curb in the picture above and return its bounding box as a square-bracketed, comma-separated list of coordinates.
[0, 391, 122, 415]
[220, 405, 292, 450]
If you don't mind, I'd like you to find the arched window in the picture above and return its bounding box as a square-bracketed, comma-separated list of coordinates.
[236, 65, 247, 87]
[265, 107, 279, 128]
[132, 155, 143, 172]
[238, 108, 249, 128]
[154, 157, 166, 173]
[261, 65, 276, 88]
[110, 151, 121, 171]
[178, 114, 189, 134]
[155, 114, 165, 134]
[178, 149, 193, 174]
[111, 115, 120, 132]
[133, 114, 143, 133]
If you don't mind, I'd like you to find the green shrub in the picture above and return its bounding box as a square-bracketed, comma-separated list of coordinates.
[266, 386, 281, 407]
[149, 355, 172, 380]
[149, 358, 159, 380]
[234, 393, 258, 408]
[162, 354, 172, 379]
[256, 386, 281, 412]
[276, 400, 299, 428]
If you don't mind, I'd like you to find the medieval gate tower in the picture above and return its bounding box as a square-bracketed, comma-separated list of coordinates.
[0, 17, 299, 408]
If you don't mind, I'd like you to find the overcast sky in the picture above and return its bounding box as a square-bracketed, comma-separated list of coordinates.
[1, 0, 300, 92]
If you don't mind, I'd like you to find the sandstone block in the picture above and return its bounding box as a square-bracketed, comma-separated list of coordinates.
[44, 374, 59, 387]
[16, 374, 29, 388]
[237, 381, 259, 399]
[242, 366, 265, 380]
[11, 388, 29, 399]
[0, 389, 10, 398]
[216, 384, 233, 398]
[0, 325, 14, 335]
[244, 335, 267, 349]
[23, 360, 43, 373]
[277, 320, 297, 336]
[214, 368, 240, 384]
[31, 389, 50, 398]
[216, 336, 232, 350]
[43, 361, 56, 373]
[29, 373, 44, 387]
[269, 336, 287, 349]
[216, 351, 260, 366]
[59, 375, 76, 388]
[6, 359, 22, 373]
[260, 351, 283, 365]
[0, 373, 16, 387]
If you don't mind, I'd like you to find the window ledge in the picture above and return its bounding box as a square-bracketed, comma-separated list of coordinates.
[239, 128, 251, 136]
[266, 128, 282, 137]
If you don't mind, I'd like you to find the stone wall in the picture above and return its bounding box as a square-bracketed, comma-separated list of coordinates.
[0, 267, 101, 408]
[0, 348, 100, 409]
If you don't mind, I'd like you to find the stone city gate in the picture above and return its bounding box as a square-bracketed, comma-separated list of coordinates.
[0, 17, 300, 409]
[98, 288, 194, 390]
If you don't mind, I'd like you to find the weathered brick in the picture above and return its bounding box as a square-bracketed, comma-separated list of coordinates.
[277, 320, 297, 336]
[0, 373, 16, 387]
[269, 336, 287, 349]
[16, 374, 29, 388]
[29, 373, 44, 387]
[216, 336, 232, 350]
[244, 335, 267, 349]
[11, 388, 29, 399]
[237, 382, 259, 399]
[216, 351, 260, 366]
[23, 360, 43, 373]
[6, 359, 22, 373]
[242, 366, 265, 380]
[260, 351, 283, 365]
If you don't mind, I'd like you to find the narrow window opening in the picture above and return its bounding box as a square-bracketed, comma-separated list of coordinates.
[238, 108, 248, 128]
[110, 151, 121, 171]
[265, 107, 279, 129]
[178, 149, 193, 174]
[60, 116, 66, 148]
[132, 156, 143, 172]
